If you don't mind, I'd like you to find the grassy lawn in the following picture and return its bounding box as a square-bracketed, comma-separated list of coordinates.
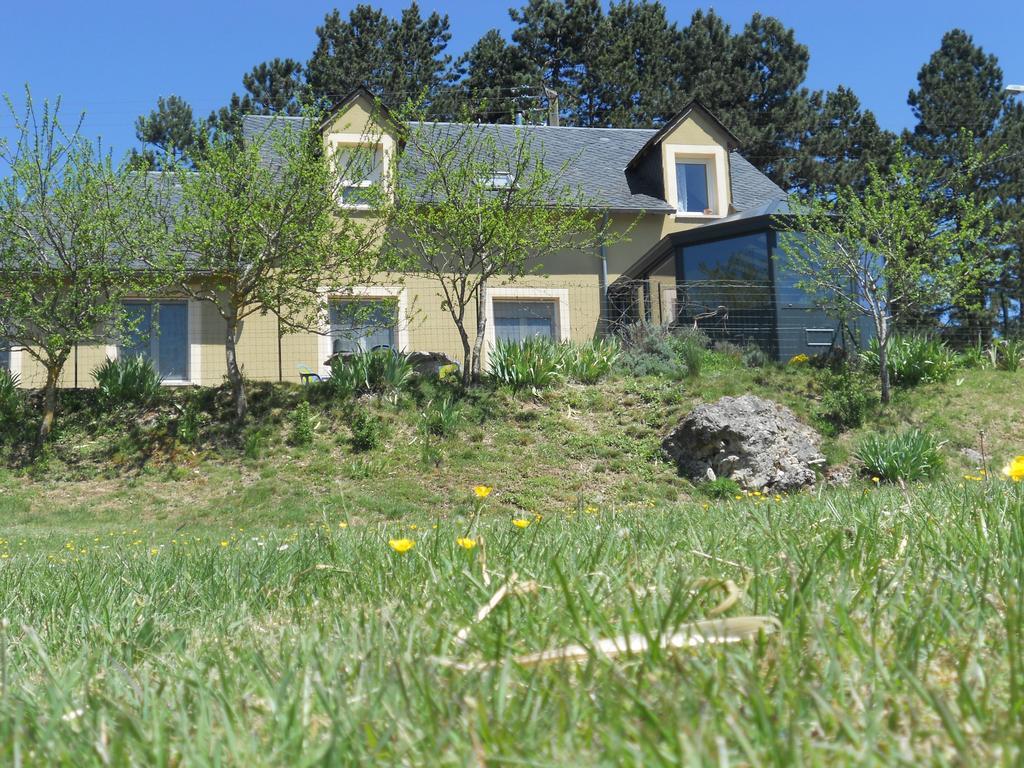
[0, 480, 1022, 764]
[1, 356, 1022, 763]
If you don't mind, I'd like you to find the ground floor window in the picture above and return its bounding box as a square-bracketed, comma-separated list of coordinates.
[120, 301, 189, 382]
[493, 300, 557, 344]
[329, 299, 397, 354]
[0, 343, 9, 373]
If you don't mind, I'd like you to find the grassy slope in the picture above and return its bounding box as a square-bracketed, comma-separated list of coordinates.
[0, 358, 1020, 538]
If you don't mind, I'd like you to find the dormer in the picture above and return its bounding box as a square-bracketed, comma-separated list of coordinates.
[320, 88, 398, 209]
[626, 101, 741, 220]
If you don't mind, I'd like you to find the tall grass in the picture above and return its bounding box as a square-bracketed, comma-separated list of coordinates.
[92, 356, 162, 406]
[862, 335, 957, 387]
[0, 481, 1021, 763]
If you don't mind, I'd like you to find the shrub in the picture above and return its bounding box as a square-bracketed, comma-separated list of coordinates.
[617, 323, 699, 380]
[815, 365, 876, 432]
[176, 398, 203, 446]
[563, 338, 620, 384]
[488, 337, 563, 392]
[329, 350, 413, 400]
[855, 429, 944, 482]
[741, 344, 771, 369]
[422, 395, 462, 437]
[0, 369, 24, 441]
[92, 357, 162, 407]
[242, 426, 270, 459]
[699, 476, 742, 499]
[861, 336, 957, 388]
[992, 338, 1023, 372]
[349, 408, 389, 452]
[289, 401, 316, 446]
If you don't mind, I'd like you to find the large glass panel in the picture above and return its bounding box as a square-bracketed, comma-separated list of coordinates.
[493, 300, 556, 344]
[157, 302, 188, 381]
[675, 162, 709, 213]
[678, 232, 774, 352]
[0, 343, 9, 372]
[330, 300, 396, 353]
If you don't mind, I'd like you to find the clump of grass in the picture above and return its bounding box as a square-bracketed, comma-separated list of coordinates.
[855, 429, 944, 482]
[328, 350, 413, 400]
[349, 407, 389, 451]
[421, 395, 462, 437]
[488, 337, 563, 392]
[698, 476, 742, 499]
[289, 401, 316, 446]
[562, 338, 620, 384]
[0, 368, 24, 438]
[862, 335, 957, 387]
[93, 356, 162, 407]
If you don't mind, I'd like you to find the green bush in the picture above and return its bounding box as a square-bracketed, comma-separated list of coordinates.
[562, 338, 620, 384]
[617, 323, 706, 380]
[422, 395, 462, 437]
[329, 350, 413, 400]
[349, 408, 389, 452]
[815, 365, 876, 432]
[176, 397, 203, 446]
[242, 426, 270, 459]
[992, 338, 1023, 372]
[488, 337, 563, 392]
[92, 357, 162, 407]
[289, 401, 316, 446]
[699, 476, 742, 499]
[855, 429, 944, 482]
[861, 336, 957, 388]
[0, 369, 24, 439]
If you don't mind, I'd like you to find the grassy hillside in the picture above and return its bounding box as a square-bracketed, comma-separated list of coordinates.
[0, 352, 1020, 537]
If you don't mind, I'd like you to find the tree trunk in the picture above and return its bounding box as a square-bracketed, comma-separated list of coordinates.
[470, 280, 488, 385]
[37, 364, 61, 446]
[225, 314, 248, 423]
[877, 320, 891, 405]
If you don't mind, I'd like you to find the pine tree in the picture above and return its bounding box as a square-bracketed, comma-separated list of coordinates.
[306, 3, 451, 111]
[440, 29, 539, 123]
[132, 95, 201, 169]
[242, 58, 306, 115]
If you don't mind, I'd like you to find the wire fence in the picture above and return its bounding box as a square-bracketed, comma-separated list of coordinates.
[3, 277, 1022, 389]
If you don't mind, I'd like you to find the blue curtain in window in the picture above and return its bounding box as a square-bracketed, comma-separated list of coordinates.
[493, 301, 555, 343]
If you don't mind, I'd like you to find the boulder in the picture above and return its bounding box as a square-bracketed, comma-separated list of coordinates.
[662, 395, 825, 491]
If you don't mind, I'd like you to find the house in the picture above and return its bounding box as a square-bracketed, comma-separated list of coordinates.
[2, 90, 841, 389]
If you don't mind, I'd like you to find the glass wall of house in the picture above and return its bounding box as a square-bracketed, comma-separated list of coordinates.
[674, 231, 777, 355]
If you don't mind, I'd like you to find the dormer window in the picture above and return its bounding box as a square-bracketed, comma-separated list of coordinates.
[675, 161, 711, 214]
[330, 140, 385, 209]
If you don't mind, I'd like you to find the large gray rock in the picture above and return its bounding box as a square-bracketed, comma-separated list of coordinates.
[662, 395, 825, 491]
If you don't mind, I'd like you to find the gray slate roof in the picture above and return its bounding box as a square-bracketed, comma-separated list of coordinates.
[241, 115, 786, 213]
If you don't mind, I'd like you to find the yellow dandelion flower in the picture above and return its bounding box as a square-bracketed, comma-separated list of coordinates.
[150, 548, 159, 556]
[512, 518, 531, 529]
[1003, 456, 1024, 482]
[456, 537, 477, 550]
[734, 494, 743, 500]
[871, 477, 880, 484]
[473, 485, 493, 499]
[388, 538, 415, 554]
[220, 541, 229, 548]
[339, 522, 348, 528]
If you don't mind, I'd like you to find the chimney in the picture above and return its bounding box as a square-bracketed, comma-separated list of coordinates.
[544, 88, 560, 127]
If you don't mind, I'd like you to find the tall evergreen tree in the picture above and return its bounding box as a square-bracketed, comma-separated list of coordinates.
[242, 58, 307, 116]
[791, 86, 897, 196]
[440, 29, 539, 123]
[132, 95, 202, 169]
[306, 3, 451, 111]
[905, 29, 1011, 340]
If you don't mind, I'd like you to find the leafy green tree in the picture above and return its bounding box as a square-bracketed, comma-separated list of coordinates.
[152, 114, 383, 422]
[0, 92, 163, 442]
[306, 3, 451, 111]
[778, 151, 1001, 404]
[440, 29, 538, 123]
[382, 107, 616, 384]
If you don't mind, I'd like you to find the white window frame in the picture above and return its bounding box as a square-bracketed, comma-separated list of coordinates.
[483, 287, 571, 366]
[662, 143, 728, 219]
[109, 299, 201, 386]
[327, 133, 395, 211]
[318, 286, 409, 378]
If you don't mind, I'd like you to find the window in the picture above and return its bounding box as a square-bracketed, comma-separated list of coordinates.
[0, 342, 9, 373]
[675, 161, 710, 214]
[120, 301, 189, 382]
[333, 143, 384, 207]
[482, 171, 513, 190]
[329, 299, 396, 354]
[493, 300, 556, 344]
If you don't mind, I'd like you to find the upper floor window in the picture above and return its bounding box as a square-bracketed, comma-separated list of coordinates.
[675, 161, 711, 214]
[332, 143, 384, 208]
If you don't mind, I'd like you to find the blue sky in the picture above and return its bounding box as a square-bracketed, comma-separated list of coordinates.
[1, 0, 1023, 159]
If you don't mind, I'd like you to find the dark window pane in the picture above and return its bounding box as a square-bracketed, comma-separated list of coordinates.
[678, 232, 774, 352]
[675, 162, 709, 213]
[0, 343, 9, 372]
[493, 300, 555, 344]
[157, 303, 188, 380]
[330, 300, 396, 353]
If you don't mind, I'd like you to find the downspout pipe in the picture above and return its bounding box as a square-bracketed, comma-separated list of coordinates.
[598, 210, 609, 335]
